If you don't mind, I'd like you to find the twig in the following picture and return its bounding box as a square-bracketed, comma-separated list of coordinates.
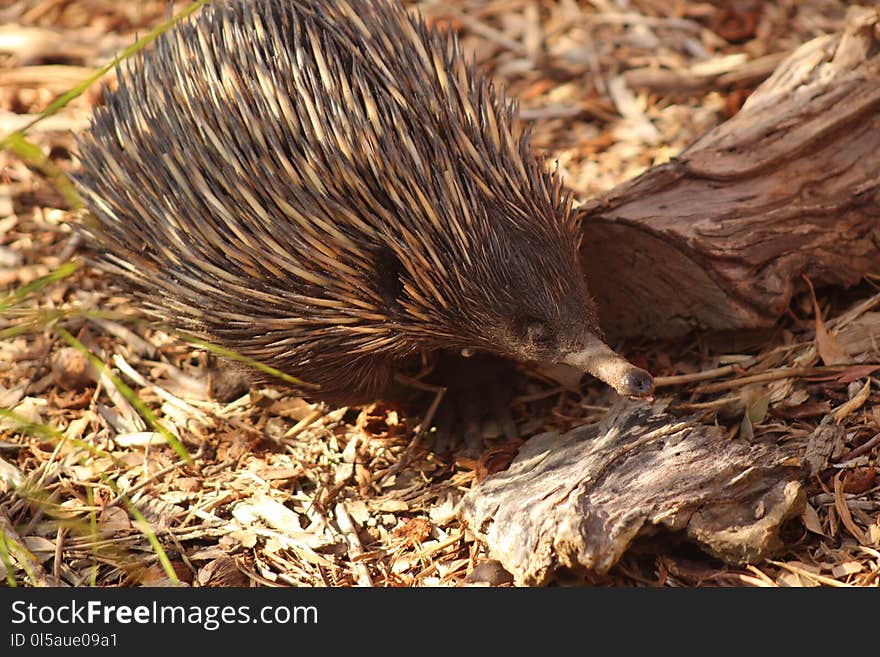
[624, 51, 786, 93]
[53, 525, 66, 580]
[730, 573, 775, 587]
[113, 353, 211, 425]
[834, 471, 867, 545]
[693, 365, 859, 394]
[0, 508, 65, 586]
[669, 396, 741, 412]
[837, 433, 880, 463]
[105, 446, 204, 510]
[654, 363, 745, 388]
[429, 5, 527, 55]
[744, 564, 777, 587]
[653, 344, 805, 388]
[769, 560, 851, 588]
[283, 408, 323, 439]
[334, 502, 373, 587]
[378, 375, 445, 486]
[415, 530, 465, 560]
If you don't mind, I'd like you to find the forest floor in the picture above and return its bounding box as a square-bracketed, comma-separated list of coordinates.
[0, 0, 878, 587]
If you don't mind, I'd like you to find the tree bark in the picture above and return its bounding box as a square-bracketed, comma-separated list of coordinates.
[579, 7, 880, 339]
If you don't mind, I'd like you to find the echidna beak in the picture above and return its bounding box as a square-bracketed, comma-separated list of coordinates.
[561, 337, 654, 399]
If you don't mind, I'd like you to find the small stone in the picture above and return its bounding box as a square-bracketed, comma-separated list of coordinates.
[50, 347, 95, 391]
[465, 560, 514, 586]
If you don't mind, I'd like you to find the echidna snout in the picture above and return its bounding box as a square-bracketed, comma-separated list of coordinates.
[562, 337, 655, 398]
[471, 281, 653, 400]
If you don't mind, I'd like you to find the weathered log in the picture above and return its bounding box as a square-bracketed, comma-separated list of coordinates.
[458, 399, 805, 586]
[579, 7, 880, 339]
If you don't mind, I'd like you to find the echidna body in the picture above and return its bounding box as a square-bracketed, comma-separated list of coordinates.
[76, 0, 653, 404]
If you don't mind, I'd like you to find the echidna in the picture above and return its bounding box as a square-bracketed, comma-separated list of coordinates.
[75, 0, 653, 411]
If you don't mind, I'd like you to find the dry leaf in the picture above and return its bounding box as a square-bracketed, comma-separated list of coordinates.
[834, 471, 867, 544]
[198, 557, 249, 587]
[114, 431, 166, 447]
[830, 561, 862, 578]
[836, 364, 880, 383]
[841, 466, 876, 494]
[138, 561, 192, 586]
[476, 438, 525, 481]
[228, 530, 258, 549]
[771, 401, 830, 419]
[231, 493, 303, 534]
[97, 506, 132, 533]
[804, 275, 847, 365]
[394, 517, 432, 543]
[801, 503, 824, 535]
[375, 499, 408, 513]
[0, 457, 25, 490]
[776, 571, 812, 587]
[21, 536, 55, 563]
[346, 499, 370, 525]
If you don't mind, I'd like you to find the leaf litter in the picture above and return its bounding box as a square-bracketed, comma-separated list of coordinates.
[0, 0, 878, 587]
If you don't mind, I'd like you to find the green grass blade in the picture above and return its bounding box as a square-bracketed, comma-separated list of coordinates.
[0, 0, 212, 147]
[53, 326, 193, 465]
[0, 407, 115, 462]
[3, 134, 83, 209]
[0, 2, 213, 213]
[105, 480, 180, 586]
[0, 528, 17, 586]
[0, 260, 81, 313]
[178, 332, 316, 389]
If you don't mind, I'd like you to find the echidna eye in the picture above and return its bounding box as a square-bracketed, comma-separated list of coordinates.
[516, 316, 552, 348]
[527, 321, 550, 343]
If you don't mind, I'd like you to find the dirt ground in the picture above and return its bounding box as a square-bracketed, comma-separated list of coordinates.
[1, 0, 878, 587]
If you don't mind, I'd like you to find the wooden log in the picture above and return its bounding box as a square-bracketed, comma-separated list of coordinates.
[579, 7, 880, 339]
[458, 399, 805, 585]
